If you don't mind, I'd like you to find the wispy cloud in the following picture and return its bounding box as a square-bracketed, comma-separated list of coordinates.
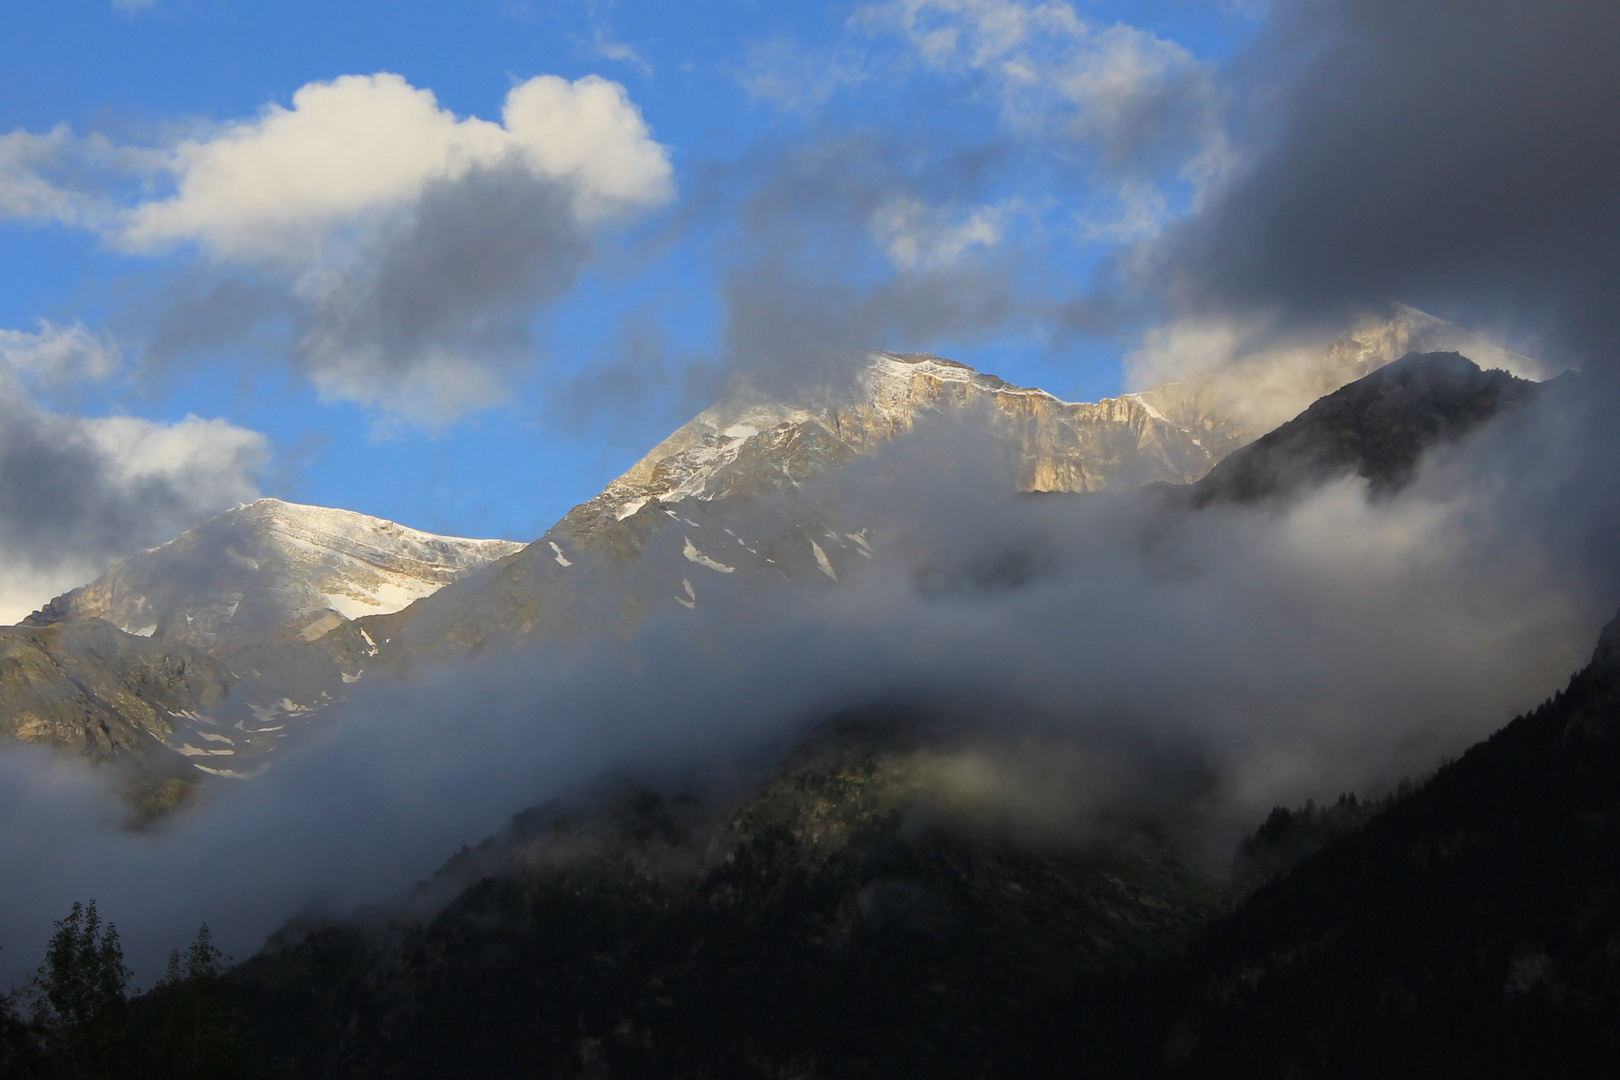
[856, 0, 1227, 180]
[737, 35, 868, 112]
[580, 26, 653, 77]
[869, 196, 1014, 272]
[0, 320, 123, 387]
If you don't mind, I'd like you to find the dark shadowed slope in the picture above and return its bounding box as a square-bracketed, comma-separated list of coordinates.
[233, 711, 1227, 1079]
[1014, 610, 1620, 1080]
[1188, 351, 1539, 506]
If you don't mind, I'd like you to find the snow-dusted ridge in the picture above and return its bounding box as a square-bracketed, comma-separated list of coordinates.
[28, 497, 526, 652]
[221, 498, 526, 620]
[572, 350, 1216, 531]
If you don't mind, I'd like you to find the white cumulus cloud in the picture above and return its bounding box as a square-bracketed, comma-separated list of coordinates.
[125, 72, 672, 263]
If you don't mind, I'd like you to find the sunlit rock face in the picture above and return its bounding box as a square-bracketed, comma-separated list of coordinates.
[24, 499, 524, 655]
[376, 351, 1235, 661]
[570, 352, 1219, 535]
[0, 620, 232, 762]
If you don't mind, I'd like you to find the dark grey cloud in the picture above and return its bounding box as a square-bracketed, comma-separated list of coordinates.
[544, 315, 723, 442]
[706, 133, 1040, 398]
[0, 375, 264, 621]
[543, 131, 1042, 432]
[298, 159, 591, 424]
[132, 159, 595, 428]
[1155, 0, 1620, 365]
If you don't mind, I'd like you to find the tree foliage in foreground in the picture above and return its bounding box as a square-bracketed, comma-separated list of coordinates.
[1, 906, 276, 1079]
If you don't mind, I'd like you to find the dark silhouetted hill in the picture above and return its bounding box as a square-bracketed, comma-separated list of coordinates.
[1188, 351, 1537, 506]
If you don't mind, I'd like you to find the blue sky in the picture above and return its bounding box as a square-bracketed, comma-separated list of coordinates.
[0, 0, 1261, 609]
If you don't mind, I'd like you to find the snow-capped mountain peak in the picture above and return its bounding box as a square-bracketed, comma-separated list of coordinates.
[574, 351, 1208, 531]
[26, 498, 525, 652]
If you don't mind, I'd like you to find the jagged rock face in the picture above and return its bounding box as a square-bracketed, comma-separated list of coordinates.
[25, 499, 524, 655]
[0, 620, 232, 761]
[378, 353, 1226, 660]
[571, 352, 1218, 532]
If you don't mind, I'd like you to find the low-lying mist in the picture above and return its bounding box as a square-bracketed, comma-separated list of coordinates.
[2, 371, 1616, 989]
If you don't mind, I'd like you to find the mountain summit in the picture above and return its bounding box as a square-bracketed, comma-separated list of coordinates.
[24, 498, 523, 654]
[571, 351, 1217, 532]
[370, 350, 1228, 659]
[5, 501, 522, 784]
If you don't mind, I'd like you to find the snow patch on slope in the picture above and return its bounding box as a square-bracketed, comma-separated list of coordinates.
[683, 537, 735, 574]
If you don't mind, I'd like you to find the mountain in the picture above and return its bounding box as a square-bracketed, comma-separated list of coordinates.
[364, 351, 1224, 660]
[1184, 351, 1541, 507]
[580, 351, 1216, 524]
[2, 337, 1598, 1076]
[0, 620, 232, 808]
[24, 499, 523, 654]
[1008, 609, 1620, 1079]
[224, 583, 1620, 1078]
[1133, 302, 1546, 462]
[234, 709, 1227, 1079]
[207, 349, 1589, 1078]
[3, 501, 522, 784]
[376, 335, 1545, 665]
[0, 344, 1547, 786]
[12, 353, 1240, 781]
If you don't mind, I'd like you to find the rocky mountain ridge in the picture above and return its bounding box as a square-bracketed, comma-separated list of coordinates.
[1186, 351, 1541, 506]
[1133, 302, 1546, 462]
[368, 350, 1229, 662]
[25, 499, 522, 655]
[576, 351, 1217, 530]
[2, 502, 520, 785]
[0, 327, 1542, 788]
